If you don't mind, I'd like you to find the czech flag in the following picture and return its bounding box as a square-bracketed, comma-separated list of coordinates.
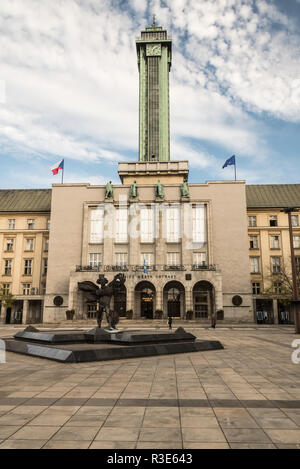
[51, 159, 64, 175]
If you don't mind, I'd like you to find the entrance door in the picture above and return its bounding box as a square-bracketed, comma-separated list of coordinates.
[167, 288, 181, 317]
[141, 289, 153, 319]
[194, 291, 210, 319]
[5, 308, 11, 324]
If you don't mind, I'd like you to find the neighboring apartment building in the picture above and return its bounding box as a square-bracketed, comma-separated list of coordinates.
[246, 184, 300, 324]
[0, 190, 51, 324]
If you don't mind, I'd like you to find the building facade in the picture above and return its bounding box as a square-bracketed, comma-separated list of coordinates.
[0, 190, 51, 324]
[246, 184, 300, 325]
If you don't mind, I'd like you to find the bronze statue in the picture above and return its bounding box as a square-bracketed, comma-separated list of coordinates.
[130, 180, 138, 198]
[105, 181, 114, 199]
[181, 180, 189, 197]
[155, 180, 164, 198]
[78, 273, 126, 330]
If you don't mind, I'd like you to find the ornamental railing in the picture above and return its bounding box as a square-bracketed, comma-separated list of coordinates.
[76, 264, 217, 273]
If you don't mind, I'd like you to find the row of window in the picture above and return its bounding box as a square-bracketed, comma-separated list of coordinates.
[1, 283, 45, 296]
[252, 282, 282, 295]
[248, 214, 299, 227]
[3, 258, 48, 276]
[249, 234, 300, 250]
[3, 238, 49, 252]
[5, 219, 50, 230]
[250, 256, 300, 274]
[90, 205, 206, 244]
[88, 252, 207, 268]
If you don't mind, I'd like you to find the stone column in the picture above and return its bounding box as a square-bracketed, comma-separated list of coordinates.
[0, 304, 6, 324]
[22, 299, 29, 324]
[273, 299, 279, 324]
[156, 288, 164, 317]
[185, 288, 193, 319]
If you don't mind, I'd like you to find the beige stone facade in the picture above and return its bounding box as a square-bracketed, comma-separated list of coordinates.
[0, 190, 51, 324]
[44, 174, 252, 323]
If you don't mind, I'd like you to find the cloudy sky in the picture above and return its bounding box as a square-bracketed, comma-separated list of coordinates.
[0, 0, 300, 188]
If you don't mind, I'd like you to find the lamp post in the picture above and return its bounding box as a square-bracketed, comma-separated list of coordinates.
[281, 207, 300, 333]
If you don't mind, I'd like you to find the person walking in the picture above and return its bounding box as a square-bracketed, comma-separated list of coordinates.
[168, 316, 173, 330]
[211, 311, 216, 329]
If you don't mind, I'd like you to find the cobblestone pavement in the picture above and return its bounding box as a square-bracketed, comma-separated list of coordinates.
[0, 325, 299, 449]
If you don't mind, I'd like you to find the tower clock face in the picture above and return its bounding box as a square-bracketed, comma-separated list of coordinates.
[146, 43, 161, 56]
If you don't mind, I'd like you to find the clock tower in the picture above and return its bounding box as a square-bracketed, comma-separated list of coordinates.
[136, 18, 172, 162]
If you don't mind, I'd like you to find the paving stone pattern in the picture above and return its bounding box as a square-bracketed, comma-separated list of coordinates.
[0, 325, 299, 449]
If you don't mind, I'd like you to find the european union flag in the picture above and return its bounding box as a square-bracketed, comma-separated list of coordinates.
[143, 258, 148, 275]
[222, 155, 235, 168]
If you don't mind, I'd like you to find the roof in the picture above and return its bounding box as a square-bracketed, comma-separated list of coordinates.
[246, 184, 300, 209]
[0, 190, 51, 212]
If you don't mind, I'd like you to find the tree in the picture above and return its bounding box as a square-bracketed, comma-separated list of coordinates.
[263, 258, 300, 307]
[0, 289, 16, 309]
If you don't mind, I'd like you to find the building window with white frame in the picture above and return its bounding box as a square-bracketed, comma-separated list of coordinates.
[90, 207, 104, 243]
[250, 257, 260, 273]
[115, 252, 128, 267]
[249, 235, 258, 249]
[89, 253, 102, 268]
[4, 259, 12, 276]
[270, 235, 280, 249]
[140, 207, 154, 242]
[292, 215, 299, 227]
[115, 207, 128, 243]
[252, 282, 261, 294]
[271, 256, 281, 274]
[192, 205, 205, 243]
[22, 283, 31, 295]
[27, 219, 35, 229]
[5, 239, 14, 252]
[141, 253, 154, 267]
[24, 259, 32, 275]
[167, 252, 180, 266]
[1, 284, 10, 295]
[25, 238, 34, 251]
[248, 216, 257, 227]
[193, 252, 207, 267]
[8, 219, 15, 230]
[166, 205, 181, 242]
[293, 235, 300, 249]
[269, 215, 277, 227]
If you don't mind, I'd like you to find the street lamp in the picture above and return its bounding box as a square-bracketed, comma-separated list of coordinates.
[281, 207, 300, 333]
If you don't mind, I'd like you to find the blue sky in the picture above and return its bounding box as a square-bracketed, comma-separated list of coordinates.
[0, 0, 300, 188]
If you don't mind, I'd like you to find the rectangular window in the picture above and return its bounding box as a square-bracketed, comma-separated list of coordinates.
[293, 236, 300, 249]
[167, 252, 180, 266]
[22, 283, 31, 295]
[44, 238, 49, 251]
[140, 207, 154, 242]
[43, 258, 48, 276]
[250, 257, 259, 273]
[115, 207, 128, 243]
[193, 252, 207, 266]
[89, 253, 102, 268]
[1, 284, 10, 295]
[252, 282, 261, 294]
[24, 259, 32, 275]
[141, 253, 154, 266]
[25, 238, 34, 251]
[193, 205, 205, 243]
[166, 205, 181, 242]
[27, 219, 35, 229]
[296, 257, 300, 272]
[8, 219, 15, 229]
[270, 235, 280, 249]
[115, 252, 128, 267]
[4, 259, 12, 276]
[269, 215, 278, 227]
[248, 216, 257, 227]
[5, 239, 14, 252]
[249, 235, 258, 249]
[271, 256, 281, 274]
[274, 282, 282, 294]
[90, 207, 104, 243]
[47, 219, 51, 230]
[292, 215, 299, 227]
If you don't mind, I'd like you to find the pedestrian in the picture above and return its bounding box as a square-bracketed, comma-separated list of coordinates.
[211, 311, 216, 329]
[168, 316, 173, 330]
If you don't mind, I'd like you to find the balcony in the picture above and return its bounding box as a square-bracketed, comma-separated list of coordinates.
[164, 265, 186, 271]
[75, 264, 218, 273]
[192, 264, 216, 271]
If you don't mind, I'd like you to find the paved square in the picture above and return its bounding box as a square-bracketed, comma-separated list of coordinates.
[0, 325, 299, 449]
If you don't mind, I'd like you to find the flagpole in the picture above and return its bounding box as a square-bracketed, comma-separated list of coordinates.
[234, 160, 236, 181]
[61, 161, 64, 184]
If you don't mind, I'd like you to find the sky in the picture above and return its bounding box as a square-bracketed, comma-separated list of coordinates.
[0, 0, 300, 189]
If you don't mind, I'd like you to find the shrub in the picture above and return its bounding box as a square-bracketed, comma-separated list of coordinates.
[126, 309, 133, 319]
[186, 310, 193, 320]
[154, 309, 163, 319]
